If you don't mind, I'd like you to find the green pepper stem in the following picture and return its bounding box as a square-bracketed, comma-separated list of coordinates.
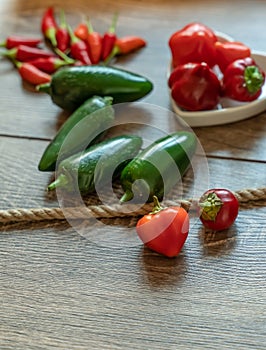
[120, 190, 133, 203]
[104, 45, 119, 65]
[54, 48, 75, 64]
[47, 174, 68, 191]
[244, 65, 264, 94]
[199, 192, 223, 221]
[36, 82, 51, 94]
[1, 47, 16, 59]
[150, 195, 163, 214]
[108, 12, 119, 34]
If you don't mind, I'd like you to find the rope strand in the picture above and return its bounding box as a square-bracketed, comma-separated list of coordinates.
[0, 187, 265, 225]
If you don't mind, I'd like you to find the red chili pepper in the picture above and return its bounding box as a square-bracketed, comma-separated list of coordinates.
[105, 35, 146, 64]
[136, 196, 189, 258]
[0, 35, 42, 49]
[169, 22, 217, 68]
[41, 6, 58, 47]
[198, 189, 239, 231]
[55, 10, 70, 53]
[222, 57, 265, 102]
[27, 56, 72, 74]
[168, 62, 221, 111]
[101, 12, 118, 61]
[14, 61, 51, 85]
[2, 44, 55, 62]
[68, 25, 91, 65]
[74, 22, 88, 41]
[87, 20, 102, 64]
[215, 41, 251, 73]
[114, 35, 146, 55]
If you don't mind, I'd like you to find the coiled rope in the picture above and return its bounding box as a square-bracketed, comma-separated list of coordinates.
[0, 187, 265, 225]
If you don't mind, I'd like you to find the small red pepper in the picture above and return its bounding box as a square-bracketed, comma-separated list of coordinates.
[168, 62, 221, 111]
[14, 61, 51, 85]
[169, 22, 217, 68]
[68, 25, 91, 65]
[104, 35, 146, 64]
[222, 57, 265, 102]
[55, 10, 70, 53]
[215, 41, 251, 73]
[2, 44, 55, 62]
[101, 12, 118, 61]
[27, 56, 73, 74]
[0, 35, 42, 49]
[136, 196, 190, 258]
[114, 35, 146, 55]
[74, 22, 88, 41]
[198, 189, 239, 231]
[41, 7, 58, 47]
[87, 20, 102, 64]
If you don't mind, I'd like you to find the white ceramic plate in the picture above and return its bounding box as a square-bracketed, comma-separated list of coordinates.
[169, 32, 266, 127]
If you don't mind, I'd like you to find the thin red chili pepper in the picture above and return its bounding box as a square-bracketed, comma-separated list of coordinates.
[114, 36, 146, 55]
[87, 20, 102, 64]
[27, 56, 73, 74]
[2, 44, 56, 62]
[14, 61, 51, 85]
[55, 10, 70, 53]
[101, 12, 118, 61]
[0, 35, 42, 49]
[105, 35, 146, 64]
[41, 6, 58, 47]
[68, 25, 91, 65]
[74, 22, 88, 41]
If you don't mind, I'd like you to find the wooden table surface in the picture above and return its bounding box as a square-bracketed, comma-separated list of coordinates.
[1, 0, 265, 349]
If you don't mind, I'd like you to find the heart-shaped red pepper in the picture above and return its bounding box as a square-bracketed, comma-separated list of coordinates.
[136, 196, 189, 258]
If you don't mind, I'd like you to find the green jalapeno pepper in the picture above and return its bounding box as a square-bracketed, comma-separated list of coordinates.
[38, 95, 114, 172]
[37, 65, 153, 111]
[47, 134, 143, 194]
[120, 131, 197, 202]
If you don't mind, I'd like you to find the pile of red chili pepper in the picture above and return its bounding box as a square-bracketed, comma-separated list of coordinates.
[0, 6, 146, 87]
[168, 22, 265, 111]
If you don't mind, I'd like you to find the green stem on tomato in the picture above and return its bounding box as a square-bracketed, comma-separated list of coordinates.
[150, 196, 164, 214]
[244, 65, 265, 94]
[199, 192, 223, 221]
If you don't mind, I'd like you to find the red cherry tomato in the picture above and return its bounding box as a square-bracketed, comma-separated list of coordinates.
[198, 188, 239, 231]
[136, 196, 189, 258]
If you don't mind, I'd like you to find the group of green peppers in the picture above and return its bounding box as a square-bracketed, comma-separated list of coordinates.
[168, 22, 265, 111]
[39, 94, 197, 205]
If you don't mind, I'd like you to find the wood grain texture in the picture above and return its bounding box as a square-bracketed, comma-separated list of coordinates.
[0, 0, 266, 349]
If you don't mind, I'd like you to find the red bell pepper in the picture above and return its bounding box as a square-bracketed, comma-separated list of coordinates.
[222, 57, 265, 102]
[136, 196, 189, 258]
[215, 41, 251, 73]
[169, 22, 217, 68]
[168, 62, 221, 111]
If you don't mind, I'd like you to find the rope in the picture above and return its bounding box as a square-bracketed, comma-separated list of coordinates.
[0, 187, 265, 225]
